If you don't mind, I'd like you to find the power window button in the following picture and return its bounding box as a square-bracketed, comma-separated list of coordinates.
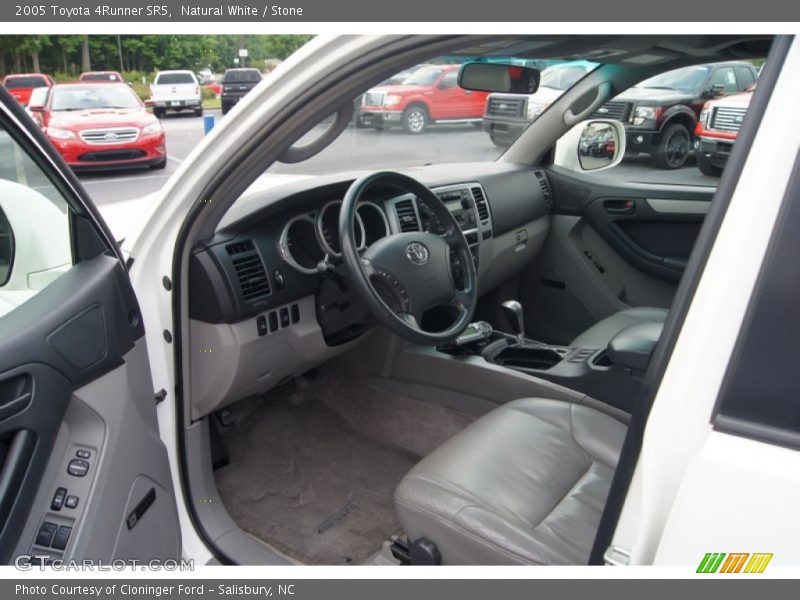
[51, 526, 72, 551]
[36, 522, 58, 547]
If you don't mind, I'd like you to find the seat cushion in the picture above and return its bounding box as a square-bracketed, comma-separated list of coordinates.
[394, 398, 627, 565]
[571, 306, 668, 349]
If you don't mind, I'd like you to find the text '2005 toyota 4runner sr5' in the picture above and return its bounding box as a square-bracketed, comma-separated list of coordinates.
[484, 60, 758, 168]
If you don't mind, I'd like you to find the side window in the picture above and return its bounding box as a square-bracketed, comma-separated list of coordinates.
[554, 60, 764, 188]
[737, 67, 756, 90]
[0, 123, 73, 319]
[710, 67, 737, 94]
[440, 71, 458, 89]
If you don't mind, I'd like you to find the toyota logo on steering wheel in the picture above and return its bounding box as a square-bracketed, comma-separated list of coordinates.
[405, 242, 429, 265]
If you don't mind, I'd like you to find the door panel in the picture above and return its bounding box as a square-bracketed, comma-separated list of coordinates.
[0, 87, 180, 565]
[520, 166, 714, 345]
[0, 255, 179, 563]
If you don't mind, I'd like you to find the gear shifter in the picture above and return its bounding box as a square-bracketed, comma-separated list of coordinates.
[501, 300, 526, 345]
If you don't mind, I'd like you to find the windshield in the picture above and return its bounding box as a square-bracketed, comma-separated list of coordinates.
[50, 85, 141, 111]
[636, 65, 712, 92]
[156, 73, 195, 85]
[268, 55, 599, 178]
[5, 76, 47, 89]
[224, 70, 262, 83]
[403, 67, 445, 86]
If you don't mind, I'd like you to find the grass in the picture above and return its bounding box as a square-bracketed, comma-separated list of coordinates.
[203, 97, 221, 109]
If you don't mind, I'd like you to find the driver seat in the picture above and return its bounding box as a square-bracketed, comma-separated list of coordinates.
[394, 398, 626, 564]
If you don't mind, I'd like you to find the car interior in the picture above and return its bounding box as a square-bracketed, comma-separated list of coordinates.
[174, 35, 774, 566]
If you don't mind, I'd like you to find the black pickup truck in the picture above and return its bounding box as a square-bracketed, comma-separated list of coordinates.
[595, 61, 758, 169]
[220, 68, 263, 115]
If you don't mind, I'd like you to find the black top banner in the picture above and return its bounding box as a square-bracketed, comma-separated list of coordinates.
[2, 0, 799, 22]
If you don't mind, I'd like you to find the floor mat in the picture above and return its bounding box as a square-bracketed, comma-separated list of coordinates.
[215, 393, 417, 565]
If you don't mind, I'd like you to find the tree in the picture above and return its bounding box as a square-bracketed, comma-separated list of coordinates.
[81, 35, 90, 71]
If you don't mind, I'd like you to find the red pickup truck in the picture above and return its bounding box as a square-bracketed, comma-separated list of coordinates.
[694, 89, 753, 176]
[2, 73, 55, 106]
[359, 64, 488, 134]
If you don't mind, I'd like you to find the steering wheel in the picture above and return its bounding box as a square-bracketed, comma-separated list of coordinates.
[339, 171, 478, 345]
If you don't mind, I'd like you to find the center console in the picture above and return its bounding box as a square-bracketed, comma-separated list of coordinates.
[439, 301, 662, 414]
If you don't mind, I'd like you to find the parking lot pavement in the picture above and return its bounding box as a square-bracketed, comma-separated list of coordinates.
[80, 117, 719, 209]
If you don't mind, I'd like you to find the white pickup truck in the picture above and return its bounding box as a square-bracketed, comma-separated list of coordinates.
[149, 70, 203, 118]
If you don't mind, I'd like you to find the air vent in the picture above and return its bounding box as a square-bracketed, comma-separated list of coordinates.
[535, 172, 553, 207]
[226, 240, 271, 303]
[226, 240, 254, 255]
[395, 199, 420, 232]
[472, 187, 490, 222]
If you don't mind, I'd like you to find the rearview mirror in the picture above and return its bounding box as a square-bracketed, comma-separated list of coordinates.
[458, 62, 540, 94]
[554, 119, 627, 173]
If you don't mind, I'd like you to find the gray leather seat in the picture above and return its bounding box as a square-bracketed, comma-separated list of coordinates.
[394, 398, 627, 565]
[571, 306, 668, 349]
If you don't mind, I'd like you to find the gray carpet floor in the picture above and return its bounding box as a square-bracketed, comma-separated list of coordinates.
[215, 373, 475, 565]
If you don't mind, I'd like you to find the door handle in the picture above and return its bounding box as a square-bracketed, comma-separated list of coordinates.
[604, 199, 636, 215]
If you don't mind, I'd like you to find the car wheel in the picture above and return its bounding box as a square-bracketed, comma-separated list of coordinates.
[402, 105, 428, 134]
[153, 107, 165, 119]
[221, 103, 230, 115]
[653, 123, 691, 169]
[195, 107, 204, 117]
[149, 157, 167, 170]
[490, 132, 514, 148]
[697, 152, 724, 177]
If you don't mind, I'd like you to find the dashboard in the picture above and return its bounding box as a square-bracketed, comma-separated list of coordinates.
[187, 162, 552, 418]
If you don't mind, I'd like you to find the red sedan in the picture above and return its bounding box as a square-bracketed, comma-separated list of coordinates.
[31, 82, 166, 171]
[2, 73, 54, 106]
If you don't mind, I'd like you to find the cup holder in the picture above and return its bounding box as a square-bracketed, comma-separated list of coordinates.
[491, 346, 563, 371]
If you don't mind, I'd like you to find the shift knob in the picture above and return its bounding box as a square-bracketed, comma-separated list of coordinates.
[501, 300, 525, 343]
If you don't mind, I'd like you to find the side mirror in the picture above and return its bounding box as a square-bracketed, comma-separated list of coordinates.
[707, 84, 727, 98]
[554, 119, 627, 173]
[458, 62, 540, 94]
